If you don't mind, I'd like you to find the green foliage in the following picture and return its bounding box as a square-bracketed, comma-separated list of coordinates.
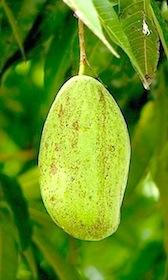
[0, 0, 168, 279]
[0, 212, 18, 280]
[63, 0, 120, 57]
[150, 0, 168, 57]
[0, 173, 32, 250]
[120, 0, 159, 88]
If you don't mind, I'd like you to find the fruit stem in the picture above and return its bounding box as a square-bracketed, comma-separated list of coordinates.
[78, 19, 86, 75]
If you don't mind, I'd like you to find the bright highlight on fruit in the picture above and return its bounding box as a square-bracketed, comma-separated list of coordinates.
[38, 75, 131, 241]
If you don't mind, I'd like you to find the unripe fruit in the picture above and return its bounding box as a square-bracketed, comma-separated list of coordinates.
[38, 75, 130, 241]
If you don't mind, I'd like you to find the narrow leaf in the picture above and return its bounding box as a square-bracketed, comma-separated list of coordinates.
[150, 0, 168, 58]
[0, 173, 32, 250]
[1, 0, 26, 60]
[44, 14, 77, 111]
[93, 0, 131, 50]
[128, 64, 168, 192]
[127, 101, 158, 192]
[34, 231, 82, 280]
[63, 0, 119, 58]
[92, 0, 147, 87]
[153, 142, 168, 267]
[18, 167, 40, 200]
[119, 0, 160, 89]
[23, 247, 39, 280]
[0, 213, 18, 280]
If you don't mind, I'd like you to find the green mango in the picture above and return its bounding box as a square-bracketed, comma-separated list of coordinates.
[38, 75, 130, 241]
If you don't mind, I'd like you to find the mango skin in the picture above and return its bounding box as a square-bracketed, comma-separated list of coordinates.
[38, 75, 130, 241]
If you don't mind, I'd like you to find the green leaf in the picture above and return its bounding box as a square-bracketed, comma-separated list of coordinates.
[63, 0, 145, 86]
[18, 167, 40, 200]
[120, 241, 166, 279]
[63, 0, 120, 58]
[92, 0, 143, 79]
[150, 0, 168, 58]
[0, 212, 18, 280]
[44, 14, 77, 112]
[23, 247, 39, 280]
[119, 0, 159, 89]
[0, 0, 46, 75]
[151, 142, 168, 276]
[128, 63, 168, 192]
[34, 230, 82, 280]
[63, 0, 160, 88]
[1, 0, 25, 60]
[92, 0, 131, 51]
[91, 0, 150, 89]
[0, 173, 32, 250]
[128, 101, 158, 192]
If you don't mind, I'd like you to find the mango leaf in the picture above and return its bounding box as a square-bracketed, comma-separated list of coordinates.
[63, 0, 119, 58]
[1, 0, 25, 60]
[0, 173, 32, 250]
[92, 0, 144, 85]
[0, 0, 47, 76]
[33, 230, 82, 280]
[92, 0, 131, 50]
[44, 14, 77, 113]
[0, 212, 18, 280]
[120, 241, 166, 279]
[18, 167, 40, 200]
[128, 64, 168, 192]
[63, 0, 160, 88]
[23, 247, 39, 280]
[127, 101, 158, 193]
[119, 0, 159, 89]
[63, 0, 145, 86]
[149, 142, 168, 274]
[150, 0, 168, 58]
[152, 142, 168, 197]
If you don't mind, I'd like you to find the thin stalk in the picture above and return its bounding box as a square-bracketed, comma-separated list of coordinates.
[78, 19, 86, 75]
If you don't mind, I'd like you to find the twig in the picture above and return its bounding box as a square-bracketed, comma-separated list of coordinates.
[78, 19, 86, 75]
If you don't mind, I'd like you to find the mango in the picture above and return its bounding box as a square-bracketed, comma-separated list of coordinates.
[38, 75, 130, 241]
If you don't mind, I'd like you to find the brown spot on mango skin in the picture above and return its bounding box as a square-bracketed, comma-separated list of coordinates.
[109, 145, 115, 152]
[45, 142, 49, 149]
[72, 120, 79, 130]
[50, 162, 57, 175]
[54, 144, 60, 151]
[58, 104, 64, 118]
[72, 138, 78, 149]
[50, 196, 55, 203]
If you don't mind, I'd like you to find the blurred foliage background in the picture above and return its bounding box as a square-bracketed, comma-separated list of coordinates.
[0, 0, 168, 279]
